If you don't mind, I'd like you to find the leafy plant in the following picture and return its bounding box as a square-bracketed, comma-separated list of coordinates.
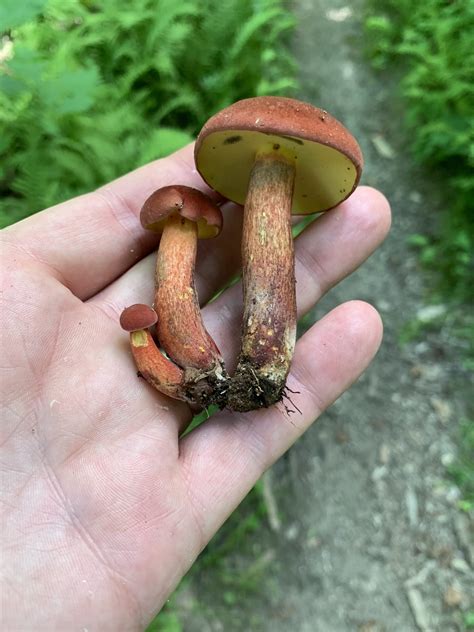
[448, 418, 474, 513]
[365, 0, 474, 301]
[0, 0, 297, 227]
[145, 480, 270, 630]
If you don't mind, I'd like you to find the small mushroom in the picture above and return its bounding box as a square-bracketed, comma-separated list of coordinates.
[120, 304, 186, 401]
[195, 96, 363, 411]
[140, 185, 228, 409]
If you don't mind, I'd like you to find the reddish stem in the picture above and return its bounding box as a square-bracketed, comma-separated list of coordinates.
[227, 153, 296, 411]
[128, 329, 186, 402]
[154, 214, 228, 408]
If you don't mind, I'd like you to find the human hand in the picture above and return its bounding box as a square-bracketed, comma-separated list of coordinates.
[1, 145, 391, 631]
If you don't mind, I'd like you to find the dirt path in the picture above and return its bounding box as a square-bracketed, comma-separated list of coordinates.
[172, 2, 473, 630]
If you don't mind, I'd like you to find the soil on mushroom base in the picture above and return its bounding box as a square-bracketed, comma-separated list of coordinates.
[165, 1, 474, 630]
[227, 360, 286, 411]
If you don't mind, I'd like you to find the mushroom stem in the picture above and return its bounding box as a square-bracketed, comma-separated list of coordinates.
[155, 214, 228, 408]
[228, 152, 296, 411]
[128, 329, 187, 402]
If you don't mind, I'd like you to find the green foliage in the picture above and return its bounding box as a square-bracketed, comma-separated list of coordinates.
[0, 0, 297, 227]
[146, 607, 182, 632]
[448, 419, 474, 513]
[365, 0, 474, 301]
[465, 610, 474, 631]
[147, 481, 269, 630]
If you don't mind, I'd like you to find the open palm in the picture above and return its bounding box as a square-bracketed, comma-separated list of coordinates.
[1, 145, 390, 631]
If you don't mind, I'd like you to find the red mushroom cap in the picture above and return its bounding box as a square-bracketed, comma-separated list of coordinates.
[140, 185, 223, 238]
[120, 304, 158, 332]
[195, 96, 363, 214]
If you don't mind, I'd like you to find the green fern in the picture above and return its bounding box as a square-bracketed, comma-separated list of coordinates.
[364, 0, 474, 300]
[0, 0, 297, 227]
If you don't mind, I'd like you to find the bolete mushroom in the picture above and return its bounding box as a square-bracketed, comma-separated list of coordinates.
[140, 185, 228, 409]
[120, 303, 187, 402]
[195, 96, 363, 412]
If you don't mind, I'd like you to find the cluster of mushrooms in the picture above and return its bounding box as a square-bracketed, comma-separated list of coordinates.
[120, 96, 363, 413]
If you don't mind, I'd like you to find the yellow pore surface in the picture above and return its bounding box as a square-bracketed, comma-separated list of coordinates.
[196, 130, 358, 214]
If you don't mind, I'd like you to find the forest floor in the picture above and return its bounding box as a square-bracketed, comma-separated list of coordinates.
[165, 1, 474, 630]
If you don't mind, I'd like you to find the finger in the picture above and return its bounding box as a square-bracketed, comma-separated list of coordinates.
[178, 300, 383, 543]
[3, 144, 222, 301]
[90, 201, 243, 310]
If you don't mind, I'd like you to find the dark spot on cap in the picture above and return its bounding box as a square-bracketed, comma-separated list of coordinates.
[281, 135, 304, 145]
[273, 143, 280, 150]
[224, 135, 242, 145]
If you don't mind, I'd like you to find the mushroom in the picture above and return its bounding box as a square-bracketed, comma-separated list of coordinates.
[140, 185, 228, 409]
[195, 96, 363, 412]
[119, 303, 186, 402]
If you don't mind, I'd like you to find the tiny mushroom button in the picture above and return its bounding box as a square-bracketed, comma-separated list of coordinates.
[195, 96, 363, 412]
[119, 304, 187, 402]
[140, 185, 228, 409]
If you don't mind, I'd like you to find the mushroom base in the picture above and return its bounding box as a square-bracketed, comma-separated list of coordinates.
[129, 329, 228, 409]
[227, 359, 285, 411]
[183, 364, 229, 410]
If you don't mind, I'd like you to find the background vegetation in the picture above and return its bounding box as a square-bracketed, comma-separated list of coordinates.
[0, 0, 296, 227]
[365, 0, 474, 303]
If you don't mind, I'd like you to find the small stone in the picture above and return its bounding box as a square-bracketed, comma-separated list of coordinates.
[406, 587, 430, 630]
[373, 513, 383, 528]
[441, 452, 455, 467]
[379, 444, 390, 464]
[285, 523, 300, 541]
[342, 61, 355, 79]
[416, 304, 446, 323]
[445, 485, 461, 503]
[325, 7, 353, 21]
[262, 470, 281, 533]
[451, 557, 470, 573]
[406, 487, 419, 527]
[443, 585, 464, 607]
[372, 466, 387, 482]
[377, 299, 391, 311]
[454, 513, 474, 565]
[371, 134, 396, 159]
[430, 397, 452, 423]
[409, 191, 422, 204]
[414, 341, 430, 354]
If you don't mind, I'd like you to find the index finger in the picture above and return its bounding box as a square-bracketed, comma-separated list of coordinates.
[3, 144, 223, 300]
